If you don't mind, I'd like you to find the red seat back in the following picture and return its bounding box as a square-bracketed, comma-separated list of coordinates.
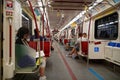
[81, 41, 88, 55]
[40, 41, 43, 50]
[43, 41, 51, 57]
[28, 41, 37, 51]
[64, 39, 69, 45]
[29, 41, 51, 57]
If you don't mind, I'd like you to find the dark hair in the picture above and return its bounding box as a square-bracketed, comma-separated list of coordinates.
[34, 29, 38, 38]
[17, 27, 29, 38]
[83, 33, 87, 36]
[78, 33, 82, 37]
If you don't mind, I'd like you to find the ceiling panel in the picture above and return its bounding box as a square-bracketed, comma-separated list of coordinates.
[46, 0, 96, 30]
[18, 0, 96, 31]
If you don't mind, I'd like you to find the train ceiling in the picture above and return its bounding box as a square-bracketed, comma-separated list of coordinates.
[46, 0, 96, 30]
[18, 0, 96, 30]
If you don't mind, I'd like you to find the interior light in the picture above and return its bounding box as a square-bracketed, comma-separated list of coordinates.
[22, 14, 29, 20]
[89, 6, 93, 10]
[61, 14, 64, 18]
[109, 22, 114, 24]
[93, 3, 97, 6]
[38, 2, 42, 7]
[115, 21, 118, 23]
[57, 10, 60, 17]
[105, 23, 109, 25]
[48, 4, 52, 7]
[96, 0, 103, 3]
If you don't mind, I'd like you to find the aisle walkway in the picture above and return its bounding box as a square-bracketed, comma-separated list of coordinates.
[45, 41, 120, 80]
[46, 41, 96, 80]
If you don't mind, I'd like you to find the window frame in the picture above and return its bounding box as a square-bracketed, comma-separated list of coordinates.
[94, 12, 119, 40]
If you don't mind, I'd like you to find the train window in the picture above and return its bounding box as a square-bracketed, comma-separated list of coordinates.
[22, 11, 32, 36]
[95, 12, 118, 40]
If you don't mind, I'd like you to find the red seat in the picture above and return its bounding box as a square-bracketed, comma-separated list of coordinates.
[43, 41, 51, 57]
[40, 41, 43, 50]
[81, 41, 88, 55]
[64, 39, 69, 45]
[29, 41, 51, 57]
[28, 41, 37, 51]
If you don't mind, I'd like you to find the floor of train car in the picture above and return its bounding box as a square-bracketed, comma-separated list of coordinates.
[13, 40, 120, 80]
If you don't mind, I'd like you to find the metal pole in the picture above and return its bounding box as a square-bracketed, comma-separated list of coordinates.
[27, 0, 39, 37]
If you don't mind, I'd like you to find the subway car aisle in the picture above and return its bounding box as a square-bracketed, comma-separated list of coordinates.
[46, 41, 96, 80]
[45, 41, 120, 80]
[45, 42, 72, 80]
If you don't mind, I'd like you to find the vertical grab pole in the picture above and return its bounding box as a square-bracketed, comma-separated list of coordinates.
[88, 15, 92, 40]
[8, 18, 12, 64]
[41, 0, 51, 36]
[27, 0, 39, 37]
[87, 14, 92, 67]
[42, 14, 44, 37]
[27, 0, 41, 65]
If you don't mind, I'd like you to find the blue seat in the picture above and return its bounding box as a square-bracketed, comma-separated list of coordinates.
[116, 43, 120, 47]
[108, 42, 117, 47]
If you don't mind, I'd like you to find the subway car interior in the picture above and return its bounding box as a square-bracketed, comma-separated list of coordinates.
[1, 0, 120, 80]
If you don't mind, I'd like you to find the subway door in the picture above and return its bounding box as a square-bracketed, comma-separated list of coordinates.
[0, 0, 3, 80]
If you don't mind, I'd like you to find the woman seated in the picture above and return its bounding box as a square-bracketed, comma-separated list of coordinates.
[16, 27, 36, 67]
[15, 27, 46, 80]
[82, 33, 88, 41]
[67, 33, 82, 59]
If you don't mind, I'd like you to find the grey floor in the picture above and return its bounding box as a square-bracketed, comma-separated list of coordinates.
[45, 41, 120, 80]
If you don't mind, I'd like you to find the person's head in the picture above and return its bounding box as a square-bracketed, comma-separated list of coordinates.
[82, 33, 87, 38]
[78, 33, 82, 37]
[34, 29, 38, 37]
[34, 28, 40, 38]
[17, 27, 29, 39]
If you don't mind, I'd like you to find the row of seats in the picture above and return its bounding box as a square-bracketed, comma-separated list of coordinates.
[63, 39, 88, 55]
[108, 42, 120, 47]
[105, 42, 120, 66]
[29, 41, 51, 57]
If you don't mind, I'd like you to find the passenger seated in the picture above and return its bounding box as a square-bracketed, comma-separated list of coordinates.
[16, 27, 36, 68]
[16, 27, 47, 80]
[45, 33, 54, 51]
[65, 40, 70, 51]
[67, 33, 82, 59]
[30, 29, 47, 41]
[81, 33, 88, 55]
[82, 33, 88, 41]
[65, 36, 76, 51]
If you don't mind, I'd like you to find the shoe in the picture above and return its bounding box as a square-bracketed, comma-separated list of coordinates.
[75, 56, 79, 59]
[72, 54, 79, 59]
[39, 76, 47, 80]
[66, 53, 72, 57]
